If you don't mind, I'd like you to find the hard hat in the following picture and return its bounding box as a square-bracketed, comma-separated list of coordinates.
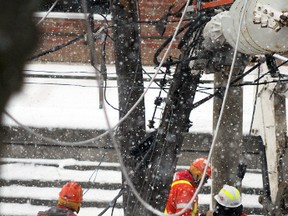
[214, 184, 242, 208]
[59, 182, 83, 203]
[58, 182, 83, 212]
[190, 158, 212, 178]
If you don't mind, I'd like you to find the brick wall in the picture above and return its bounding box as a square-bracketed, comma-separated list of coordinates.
[32, 0, 186, 65]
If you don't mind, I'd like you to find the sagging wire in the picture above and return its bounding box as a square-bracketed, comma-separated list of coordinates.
[184, 0, 250, 212]
[137, 0, 208, 208]
[28, 34, 85, 61]
[3, 109, 111, 146]
[3, 67, 172, 148]
[103, 78, 121, 113]
[37, 0, 59, 25]
[31, 17, 111, 61]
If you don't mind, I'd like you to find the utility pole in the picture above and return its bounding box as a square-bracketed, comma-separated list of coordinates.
[212, 59, 245, 205]
[110, 0, 146, 215]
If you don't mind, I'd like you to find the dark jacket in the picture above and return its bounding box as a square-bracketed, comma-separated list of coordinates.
[213, 202, 247, 216]
[37, 206, 77, 216]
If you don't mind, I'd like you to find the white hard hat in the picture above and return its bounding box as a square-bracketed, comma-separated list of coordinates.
[214, 185, 242, 208]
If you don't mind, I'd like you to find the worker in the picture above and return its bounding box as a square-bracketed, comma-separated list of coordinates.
[205, 184, 247, 216]
[165, 157, 212, 216]
[37, 181, 83, 216]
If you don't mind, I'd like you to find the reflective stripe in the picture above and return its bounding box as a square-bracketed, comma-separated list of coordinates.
[221, 188, 240, 200]
[175, 202, 198, 216]
[171, 180, 192, 187]
[176, 203, 191, 209]
[192, 202, 198, 216]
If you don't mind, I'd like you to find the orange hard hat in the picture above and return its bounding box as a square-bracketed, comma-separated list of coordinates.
[190, 158, 212, 178]
[59, 182, 83, 203]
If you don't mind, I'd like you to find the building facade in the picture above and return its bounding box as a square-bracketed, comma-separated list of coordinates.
[33, 0, 186, 65]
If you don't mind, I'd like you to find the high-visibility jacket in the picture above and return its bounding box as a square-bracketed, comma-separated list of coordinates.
[37, 206, 77, 216]
[165, 170, 199, 216]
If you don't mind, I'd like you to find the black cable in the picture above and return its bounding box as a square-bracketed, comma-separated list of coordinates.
[178, 18, 204, 49]
[254, 59, 288, 83]
[103, 78, 122, 113]
[141, 67, 169, 94]
[28, 34, 85, 60]
[153, 16, 202, 66]
[191, 63, 261, 109]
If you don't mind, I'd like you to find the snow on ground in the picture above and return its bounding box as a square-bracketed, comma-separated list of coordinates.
[2, 62, 286, 215]
[0, 203, 124, 216]
[0, 157, 262, 216]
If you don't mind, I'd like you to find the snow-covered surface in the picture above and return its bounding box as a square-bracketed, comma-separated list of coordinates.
[0, 203, 124, 216]
[2, 62, 286, 215]
[0, 158, 262, 216]
[34, 12, 112, 20]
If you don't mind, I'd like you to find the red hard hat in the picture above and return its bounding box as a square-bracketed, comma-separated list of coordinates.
[191, 158, 212, 178]
[59, 182, 83, 203]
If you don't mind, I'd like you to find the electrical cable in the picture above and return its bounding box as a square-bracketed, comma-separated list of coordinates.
[191, 62, 263, 109]
[254, 59, 288, 83]
[28, 34, 85, 61]
[3, 110, 110, 146]
[153, 16, 202, 66]
[31, 20, 111, 61]
[141, 67, 169, 94]
[103, 78, 121, 113]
